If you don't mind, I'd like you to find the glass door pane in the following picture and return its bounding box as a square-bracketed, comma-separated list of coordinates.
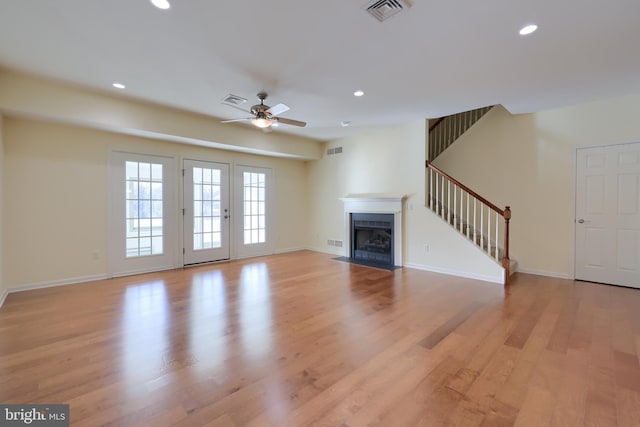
[235, 165, 273, 258]
[108, 151, 177, 277]
[183, 160, 230, 265]
[125, 161, 164, 257]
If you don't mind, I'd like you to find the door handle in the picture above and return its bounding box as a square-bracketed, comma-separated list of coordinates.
[577, 219, 590, 224]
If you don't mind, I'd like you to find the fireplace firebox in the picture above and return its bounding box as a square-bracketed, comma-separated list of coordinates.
[351, 213, 394, 266]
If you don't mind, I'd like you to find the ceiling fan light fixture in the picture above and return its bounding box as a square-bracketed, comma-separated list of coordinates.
[151, 0, 171, 10]
[519, 24, 538, 35]
[252, 117, 272, 128]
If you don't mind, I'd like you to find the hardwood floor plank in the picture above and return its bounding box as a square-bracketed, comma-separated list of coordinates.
[418, 300, 484, 349]
[584, 287, 618, 427]
[549, 348, 589, 426]
[504, 296, 551, 350]
[1, 251, 640, 425]
[616, 387, 640, 427]
[546, 282, 582, 354]
[495, 311, 559, 410]
[512, 385, 554, 427]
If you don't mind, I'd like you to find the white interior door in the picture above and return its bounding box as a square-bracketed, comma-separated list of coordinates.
[183, 160, 230, 265]
[575, 142, 640, 288]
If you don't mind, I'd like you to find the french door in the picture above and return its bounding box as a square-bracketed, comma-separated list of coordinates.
[235, 165, 274, 258]
[108, 151, 178, 276]
[183, 160, 230, 265]
[575, 142, 640, 288]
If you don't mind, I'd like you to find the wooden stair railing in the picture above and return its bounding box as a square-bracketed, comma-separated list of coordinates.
[426, 160, 512, 284]
[429, 106, 493, 161]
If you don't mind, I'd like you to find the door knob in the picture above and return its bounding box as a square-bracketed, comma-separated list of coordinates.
[578, 219, 585, 223]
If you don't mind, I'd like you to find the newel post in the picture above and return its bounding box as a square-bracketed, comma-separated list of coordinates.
[502, 206, 511, 284]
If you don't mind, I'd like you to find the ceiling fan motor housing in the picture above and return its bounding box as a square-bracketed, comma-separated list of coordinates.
[251, 104, 270, 115]
[251, 92, 271, 115]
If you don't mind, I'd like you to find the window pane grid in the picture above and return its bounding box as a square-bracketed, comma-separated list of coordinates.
[243, 172, 266, 245]
[125, 161, 164, 258]
[193, 167, 222, 251]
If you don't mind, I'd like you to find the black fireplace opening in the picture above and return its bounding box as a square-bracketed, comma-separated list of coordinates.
[351, 213, 394, 266]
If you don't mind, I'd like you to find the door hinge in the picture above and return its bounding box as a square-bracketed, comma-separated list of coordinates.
[183, 248, 185, 254]
[182, 168, 185, 177]
[182, 208, 185, 216]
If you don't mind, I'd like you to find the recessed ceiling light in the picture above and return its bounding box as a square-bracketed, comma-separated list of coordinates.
[112, 83, 125, 89]
[353, 90, 364, 97]
[519, 24, 538, 36]
[151, 0, 171, 10]
[341, 121, 351, 127]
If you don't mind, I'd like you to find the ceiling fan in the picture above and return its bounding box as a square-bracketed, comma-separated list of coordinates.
[221, 92, 307, 130]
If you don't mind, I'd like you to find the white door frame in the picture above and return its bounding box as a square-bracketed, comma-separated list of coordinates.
[108, 150, 180, 277]
[234, 164, 275, 259]
[182, 159, 231, 265]
[574, 141, 640, 287]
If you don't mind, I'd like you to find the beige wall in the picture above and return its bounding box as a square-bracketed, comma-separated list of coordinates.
[434, 94, 640, 277]
[5, 71, 638, 293]
[306, 120, 504, 283]
[0, 115, 5, 302]
[0, 69, 323, 160]
[3, 117, 308, 289]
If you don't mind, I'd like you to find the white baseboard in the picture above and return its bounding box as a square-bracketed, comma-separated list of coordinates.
[516, 268, 572, 280]
[404, 262, 504, 284]
[306, 246, 345, 257]
[0, 288, 8, 308]
[6, 274, 109, 295]
[273, 246, 307, 255]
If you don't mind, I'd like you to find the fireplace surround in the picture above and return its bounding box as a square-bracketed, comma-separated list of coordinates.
[340, 195, 406, 267]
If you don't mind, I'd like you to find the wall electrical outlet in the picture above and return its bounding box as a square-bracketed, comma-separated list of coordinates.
[424, 244, 430, 253]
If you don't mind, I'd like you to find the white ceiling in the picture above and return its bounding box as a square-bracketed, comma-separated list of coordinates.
[1, 0, 639, 141]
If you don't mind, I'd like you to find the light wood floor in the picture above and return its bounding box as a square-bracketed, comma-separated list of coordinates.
[1, 251, 639, 426]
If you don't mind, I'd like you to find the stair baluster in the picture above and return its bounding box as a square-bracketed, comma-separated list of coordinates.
[428, 106, 494, 161]
[495, 213, 499, 260]
[426, 160, 512, 284]
[466, 192, 470, 239]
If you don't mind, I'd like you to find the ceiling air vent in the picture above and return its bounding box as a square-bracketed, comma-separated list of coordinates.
[222, 94, 247, 105]
[365, 0, 411, 22]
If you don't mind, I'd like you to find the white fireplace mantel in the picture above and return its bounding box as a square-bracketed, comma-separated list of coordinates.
[340, 194, 407, 267]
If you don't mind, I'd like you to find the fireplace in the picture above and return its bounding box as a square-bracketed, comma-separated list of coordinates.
[340, 194, 406, 267]
[351, 213, 394, 265]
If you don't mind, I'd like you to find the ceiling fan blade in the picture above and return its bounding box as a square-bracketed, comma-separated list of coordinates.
[267, 103, 289, 116]
[223, 104, 252, 114]
[275, 117, 307, 127]
[221, 118, 251, 123]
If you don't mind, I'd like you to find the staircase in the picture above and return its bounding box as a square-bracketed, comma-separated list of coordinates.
[429, 106, 493, 161]
[426, 160, 514, 285]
